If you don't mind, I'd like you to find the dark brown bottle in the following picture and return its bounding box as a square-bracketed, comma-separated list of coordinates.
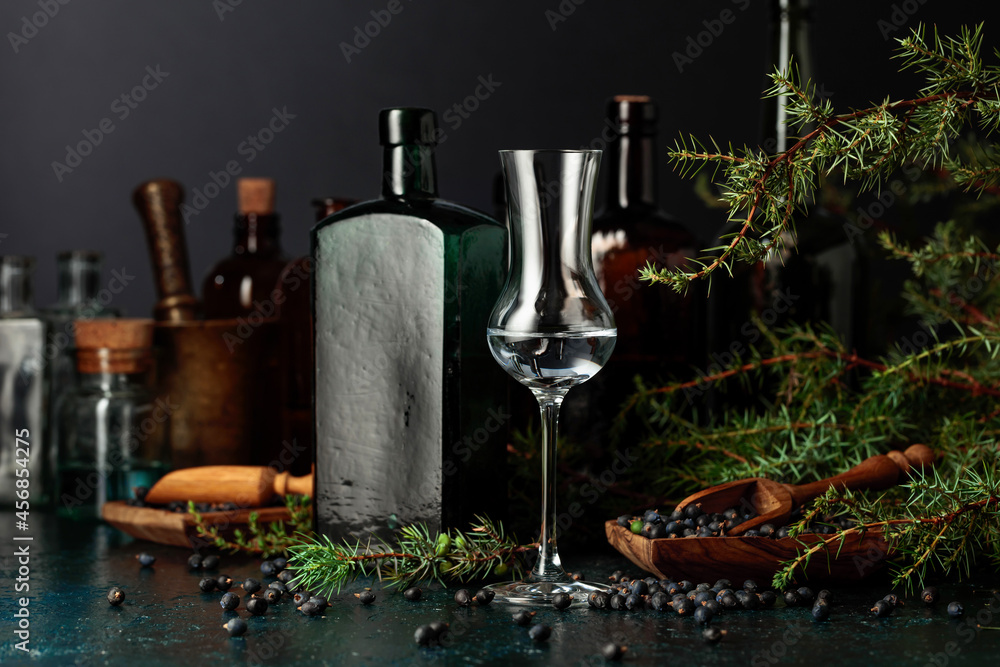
[201, 178, 287, 318]
[566, 95, 703, 444]
[706, 0, 870, 416]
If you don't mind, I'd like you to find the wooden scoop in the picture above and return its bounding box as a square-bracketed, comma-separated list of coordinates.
[144, 466, 313, 507]
[676, 444, 935, 536]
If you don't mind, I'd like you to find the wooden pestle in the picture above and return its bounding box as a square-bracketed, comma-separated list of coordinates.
[144, 466, 313, 507]
[133, 179, 200, 322]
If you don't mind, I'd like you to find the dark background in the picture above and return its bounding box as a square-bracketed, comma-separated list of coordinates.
[1, 0, 998, 315]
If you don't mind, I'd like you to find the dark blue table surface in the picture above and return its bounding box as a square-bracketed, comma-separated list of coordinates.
[1, 512, 999, 666]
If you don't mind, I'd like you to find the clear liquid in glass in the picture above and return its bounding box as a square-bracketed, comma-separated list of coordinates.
[487, 329, 616, 390]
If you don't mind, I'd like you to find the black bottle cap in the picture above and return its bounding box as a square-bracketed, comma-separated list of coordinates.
[607, 95, 657, 134]
[379, 108, 439, 146]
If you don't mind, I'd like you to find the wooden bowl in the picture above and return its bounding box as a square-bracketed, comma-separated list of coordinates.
[103, 500, 291, 549]
[605, 520, 890, 583]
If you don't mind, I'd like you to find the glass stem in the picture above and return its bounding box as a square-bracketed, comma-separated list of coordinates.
[530, 388, 567, 581]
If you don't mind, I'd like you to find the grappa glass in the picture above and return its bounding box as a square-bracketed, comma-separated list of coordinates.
[485, 149, 616, 604]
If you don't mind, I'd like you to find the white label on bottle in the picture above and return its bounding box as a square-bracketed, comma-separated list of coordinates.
[314, 213, 444, 538]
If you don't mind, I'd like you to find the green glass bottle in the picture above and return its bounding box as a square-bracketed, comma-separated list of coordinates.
[311, 108, 508, 540]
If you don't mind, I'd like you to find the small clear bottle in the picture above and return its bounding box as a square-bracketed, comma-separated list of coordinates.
[44, 251, 119, 468]
[0, 256, 47, 507]
[58, 319, 168, 519]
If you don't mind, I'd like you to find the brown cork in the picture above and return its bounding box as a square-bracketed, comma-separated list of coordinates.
[238, 178, 275, 215]
[75, 319, 154, 373]
[613, 94, 652, 103]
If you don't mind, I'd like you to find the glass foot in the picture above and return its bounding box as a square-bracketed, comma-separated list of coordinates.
[484, 578, 612, 605]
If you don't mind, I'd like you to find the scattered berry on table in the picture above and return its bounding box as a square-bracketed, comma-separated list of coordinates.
[783, 590, 802, 607]
[796, 587, 815, 604]
[136, 553, 155, 567]
[812, 602, 830, 622]
[272, 557, 288, 571]
[187, 554, 203, 570]
[242, 578, 261, 594]
[601, 643, 626, 661]
[870, 600, 893, 617]
[299, 600, 323, 616]
[201, 555, 220, 570]
[921, 587, 939, 606]
[263, 588, 281, 604]
[528, 624, 552, 642]
[268, 581, 287, 594]
[947, 601, 964, 618]
[883, 593, 903, 609]
[551, 592, 572, 610]
[414, 624, 437, 646]
[475, 589, 495, 606]
[759, 591, 777, 608]
[224, 617, 247, 637]
[674, 598, 695, 616]
[309, 596, 329, 611]
[403, 587, 422, 602]
[277, 570, 295, 584]
[512, 610, 535, 626]
[216, 575, 233, 592]
[198, 577, 217, 593]
[107, 587, 125, 606]
[246, 597, 268, 616]
[356, 590, 376, 605]
[816, 589, 834, 605]
[260, 560, 277, 577]
[694, 605, 714, 624]
[703, 626, 725, 643]
[454, 589, 472, 606]
[608, 570, 625, 583]
[220, 592, 240, 611]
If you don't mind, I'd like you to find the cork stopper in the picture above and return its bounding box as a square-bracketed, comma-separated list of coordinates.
[75, 318, 154, 373]
[238, 178, 275, 215]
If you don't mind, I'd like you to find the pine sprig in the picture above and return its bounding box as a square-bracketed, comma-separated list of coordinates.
[644, 23, 1000, 294]
[286, 515, 534, 599]
[188, 494, 313, 558]
[773, 459, 1000, 591]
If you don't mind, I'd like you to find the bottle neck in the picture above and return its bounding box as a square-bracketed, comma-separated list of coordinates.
[606, 132, 658, 211]
[0, 263, 35, 315]
[761, 0, 814, 153]
[79, 369, 147, 392]
[233, 214, 282, 257]
[56, 255, 102, 307]
[381, 145, 438, 200]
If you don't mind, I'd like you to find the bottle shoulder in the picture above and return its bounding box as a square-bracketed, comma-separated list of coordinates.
[594, 206, 701, 248]
[311, 198, 502, 239]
